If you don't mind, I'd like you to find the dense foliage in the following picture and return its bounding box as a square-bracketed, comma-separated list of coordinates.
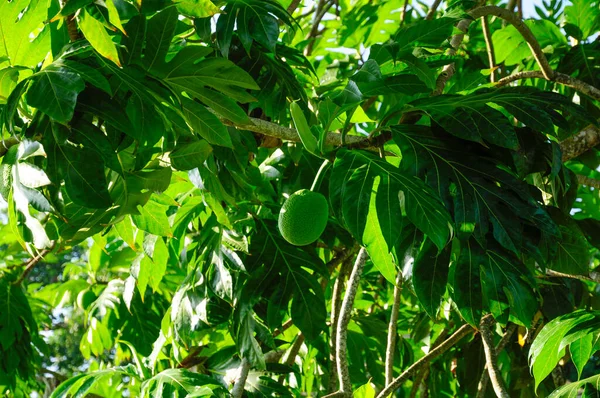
[1, 0, 600, 397]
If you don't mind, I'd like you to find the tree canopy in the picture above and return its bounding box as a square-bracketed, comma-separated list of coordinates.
[1, 0, 600, 397]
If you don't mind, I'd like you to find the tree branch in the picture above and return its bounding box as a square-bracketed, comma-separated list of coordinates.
[385, 272, 404, 385]
[376, 322, 475, 398]
[577, 175, 600, 189]
[327, 258, 352, 393]
[560, 123, 600, 161]
[425, 0, 443, 20]
[272, 318, 294, 338]
[400, 0, 409, 26]
[305, 0, 334, 56]
[59, 0, 81, 42]
[496, 70, 600, 102]
[481, 15, 497, 83]
[434, 18, 472, 95]
[468, 6, 554, 80]
[13, 248, 53, 285]
[231, 358, 251, 398]
[287, 0, 302, 14]
[216, 113, 368, 147]
[476, 323, 516, 398]
[545, 269, 600, 284]
[325, 247, 369, 398]
[478, 316, 511, 398]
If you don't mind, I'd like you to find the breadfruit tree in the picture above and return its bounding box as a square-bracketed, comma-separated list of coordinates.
[1, 0, 600, 396]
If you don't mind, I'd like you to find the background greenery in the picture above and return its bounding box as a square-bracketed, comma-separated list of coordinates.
[1, 0, 600, 397]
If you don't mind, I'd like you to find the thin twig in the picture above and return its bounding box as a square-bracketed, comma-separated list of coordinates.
[287, 0, 302, 14]
[496, 70, 600, 101]
[272, 318, 294, 338]
[479, 316, 510, 398]
[305, 0, 334, 56]
[231, 358, 251, 398]
[545, 269, 600, 284]
[284, 334, 305, 366]
[425, 0, 442, 20]
[400, 0, 410, 26]
[469, 6, 554, 80]
[434, 18, 472, 95]
[481, 15, 497, 83]
[476, 323, 516, 398]
[376, 322, 476, 398]
[278, 333, 305, 383]
[13, 248, 53, 285]
[385, 272, 404, 385]
[326, 248, 369, 397]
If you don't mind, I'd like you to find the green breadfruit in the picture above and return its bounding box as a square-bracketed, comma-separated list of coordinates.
[278, 189, 329, 246]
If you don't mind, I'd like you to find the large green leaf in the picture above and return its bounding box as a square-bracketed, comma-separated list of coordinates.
[393, 125, 559, 260]
[409, 87, 594, 142]
[27, 66, 85, 124]
[216, 0, 293, 56]
[51, 366, 140, 398]
[78, 7, 121, 66]
[181, 98, 233, 148]
[564, 0, 600, 41]
[529, 311, 600, 391]
[141, 369, 224, 397]
[330, 148, 453, 250]
[247, 221, 327, 342]
[169, 140, 213, 171]
[413, 239, 451, 318]
[157, 47, 260, 104]
[0, 0, 52, 67]
[143, 6, 178, 71]
[451, 240, 483, 326]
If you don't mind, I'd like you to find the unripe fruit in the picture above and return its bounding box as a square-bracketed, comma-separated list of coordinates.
[278, 189, 329, 246]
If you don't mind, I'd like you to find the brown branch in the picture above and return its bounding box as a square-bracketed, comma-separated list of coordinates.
[284, 334, 304, 366]
[476, 323, 516, 398]
[272, 318, 294, 338]
[305, 0, 334, 56]
[287, 0, 302, 14]
[376, 321, 476, 398]
[231, 358, 251, 398]
[577, 175, 600, 189]
[481, 15, 497, 83]
[545, 269, 600, 283]
[58, 0, 81, 42]
[434, 18, 472, 95]
[13, 248, 53, 285]
[327, 258, 352, 393]
[469, 6, 554, 80]
[478, 318, 513, 398]
[400, 0, 410, 26]
[496, 70, 600, 102]
[385, 272, 404, 385]
[425, 0, 443, 20]
[325, 248, 369, 398]
[278, 333, 305, 383]
[560, 123, 600, 161]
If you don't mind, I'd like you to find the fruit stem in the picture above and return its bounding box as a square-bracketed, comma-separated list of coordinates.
[310, 159, 330, 192]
